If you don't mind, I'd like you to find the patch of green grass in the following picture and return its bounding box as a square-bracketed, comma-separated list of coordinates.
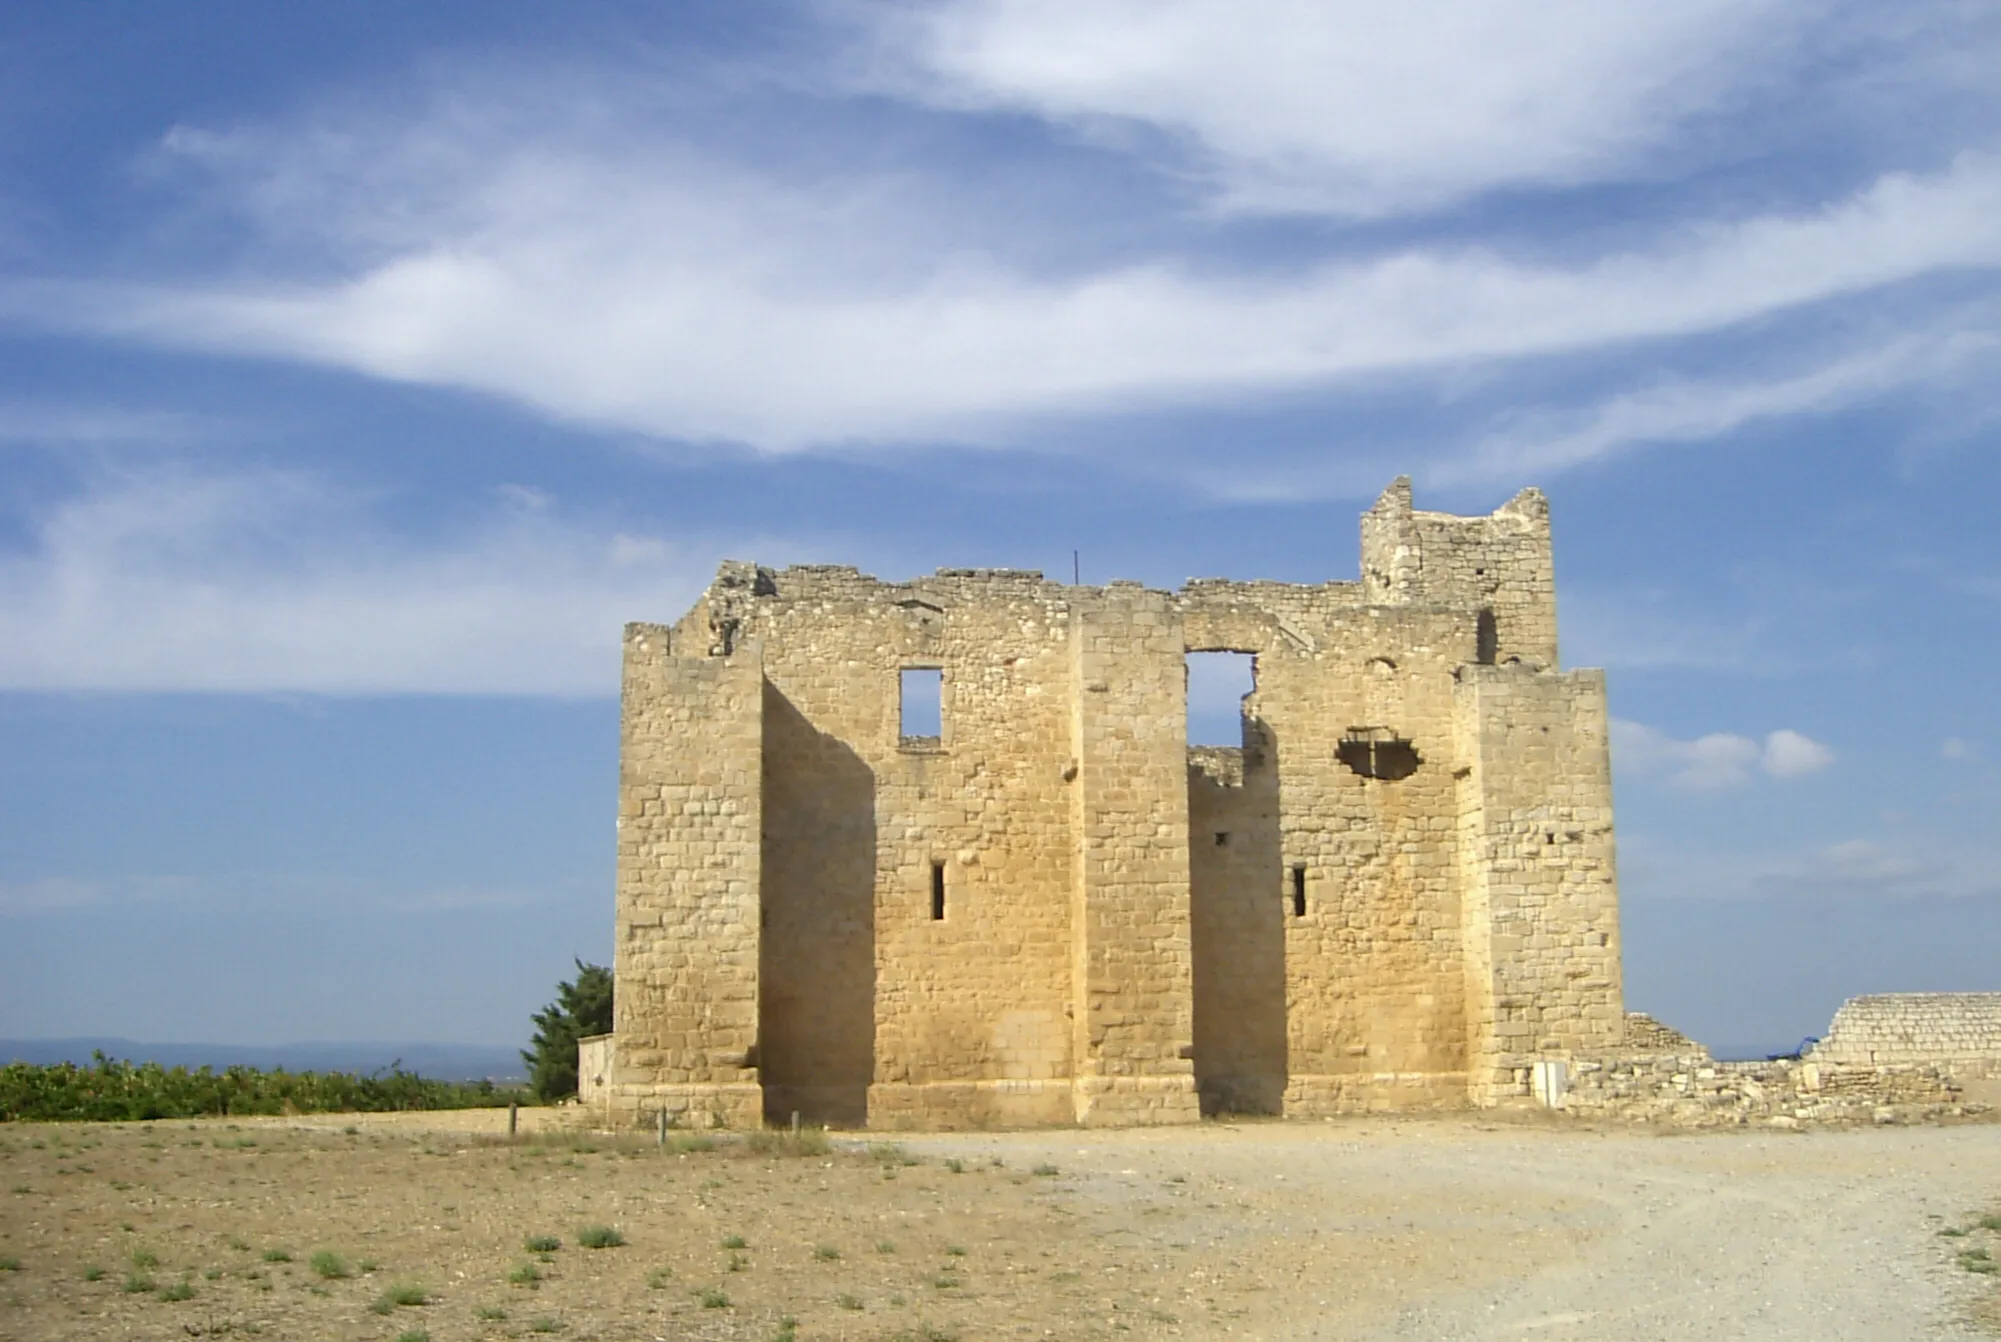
[1961, 1247, 1998, 1274]
[929, 1272, 961, 1290]
[814, 1244, 840, 1261]
[357, 1257, 378, 1274]
[1941, 1225, 1970, 1237]
[944, 1158, 965, 1174]
[373, 1281, 430, 1311]
[837, 1292, 864, 1310]
[576, 1225, 623, 1249]
[528, 1319, 563, 1335]
[7, 1185, 27, 1196]
[698, 1287, 730, 1309]
[745, 1129, 830, 1158]
[1979, 1213, 2001, 1232]
[524, 1235, 560, 1254]
[476, 1304, 507, 1321]
[122, 1272, 157, 1294]
[396, 1330, 431, 1342]
[507, 1262, 541, 1288]
[261, 1248, 291, 1263]
[129, 1248, 160, 1270]
[727, 1253, 746, 1273]
[668, 1134, 715, 1154]
[944, 1245, 965, 1256]
[308, 1250, 348, 1280]
[225, 1236, 250, 1252]
[1031, 1163, 1060, 1177]
[0, 1257, 18, 1272]
[876, 1240, 896, 1254]
[721, 1234, 747, 1251]
[770, 1317, 798, 1342]
[158, 1279, 196, 1302]
[203, 1267, 223, 1280]
[83, 1265, 104, 1282]
[646, 1268, 674, 1289]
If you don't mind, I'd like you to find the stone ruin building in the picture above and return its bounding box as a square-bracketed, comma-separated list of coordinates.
[597, 478, 1625, 1129]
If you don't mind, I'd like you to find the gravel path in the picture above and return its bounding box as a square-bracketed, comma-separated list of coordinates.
[899, 1119, 2001, 1340]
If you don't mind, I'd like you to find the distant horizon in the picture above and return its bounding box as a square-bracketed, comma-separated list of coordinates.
[1, 1036, 528, 1083]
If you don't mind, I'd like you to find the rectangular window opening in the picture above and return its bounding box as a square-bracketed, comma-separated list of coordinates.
[1214, 831, 1229, 846]
[1291, 866, 1307, 918]
[930, 861, 946, 921]
[1185, 651, 1256, 747]
[900, 667, 943, 743]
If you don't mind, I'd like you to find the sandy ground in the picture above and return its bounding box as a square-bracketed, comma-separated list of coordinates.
[1, 1109, 1997, 1341]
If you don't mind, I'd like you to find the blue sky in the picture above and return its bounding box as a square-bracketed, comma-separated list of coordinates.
[3, 1, 1999, 1057]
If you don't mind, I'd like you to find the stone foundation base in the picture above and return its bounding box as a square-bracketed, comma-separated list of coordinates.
[604, 1082, 764, 1131]
[867, 1080, 1080, 1130]
[1073, 1074, 1202, 1127]
[1283, 1070, 1470, 1115]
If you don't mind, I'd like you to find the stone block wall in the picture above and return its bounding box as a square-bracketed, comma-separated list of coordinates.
[1811, 993, 2001, 1077]
[603, 479, 1624, 1128]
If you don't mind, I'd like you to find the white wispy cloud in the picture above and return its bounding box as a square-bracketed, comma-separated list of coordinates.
[10, 132, 2001, 455]
[878, 0, 1797, 217]
[1434, 312, 2001, 485]
[1613, 719, 1835, 790]
[0, 467, 740, 694]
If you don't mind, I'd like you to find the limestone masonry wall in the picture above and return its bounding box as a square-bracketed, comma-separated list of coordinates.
[603, 478, 1626, 1128]
[1811, 993, 2001, 1076]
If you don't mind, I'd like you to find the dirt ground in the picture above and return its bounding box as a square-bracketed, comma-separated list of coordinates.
[1, 1108, 1998, 1341]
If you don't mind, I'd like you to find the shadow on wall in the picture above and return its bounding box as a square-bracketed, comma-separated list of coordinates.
[1188, 714, 1288, 1115]
[760, 682, 877, 1126]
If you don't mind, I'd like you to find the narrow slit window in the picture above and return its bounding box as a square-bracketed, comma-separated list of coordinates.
[1291, 866, 1307, 917]
[1215, 831, 1229, 846]
[930, 861, 946, 921]
[901, 667, 943, 742]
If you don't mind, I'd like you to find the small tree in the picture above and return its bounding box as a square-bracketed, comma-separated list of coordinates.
[522, 959, 614, 1102]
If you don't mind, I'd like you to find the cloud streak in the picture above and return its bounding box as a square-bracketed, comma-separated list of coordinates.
[0, 467, 733, 695]
[884, 0, 1796, 217]
[11, 140, 2001, 456]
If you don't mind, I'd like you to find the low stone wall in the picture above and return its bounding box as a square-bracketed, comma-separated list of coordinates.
[1810, 993, 2001, 1076]
[1561, 1051, 1973, 1127]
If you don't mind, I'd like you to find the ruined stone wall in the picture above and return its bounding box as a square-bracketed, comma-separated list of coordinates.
[1187, 743, 1285, 1115]
[1068, 585, 1202, 1126]
[610, 624, 763, 1127]
[1811, 993, 2001, 1077]
[747, 567, 1084, 1129]
[606, 478, 1623, 1128]
[1360, 477, 1557, 666]
[1453, 664, 1623, 1103]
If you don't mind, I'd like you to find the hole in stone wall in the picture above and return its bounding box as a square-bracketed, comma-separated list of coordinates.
[1186, 651, 1256, 746]
[1336, 728, 1422, 781]
[930, 861, 946, 921]
[900, 667, 942, 741]
[1476, 609, 1498, 665]
[1291, 866, 1307, 918]
[1215, 831, 1229, 846]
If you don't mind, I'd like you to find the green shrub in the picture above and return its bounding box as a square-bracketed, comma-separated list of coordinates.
[261, 1248, 291, 1263]
[1031, 1163, 1059, 1177]
[814, 1244, 840, 1261]
[0, 1053, 525, 1122]
[396, 1330, 431, 1342]
[524, 1235, 560, 1254]
[0, 1256, 18, 1272]
[157, 1279, 195, 1302]
[122, 1272, 156, 1294]
[373, 1281, 429, 1310]
[83, 1265, 104, 1281]
[507, 1262, 541, 1287]
[698, 1286, 729, 1308]
[576, 1226, 623, 1249]
[309, 1250, 349, 1280]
